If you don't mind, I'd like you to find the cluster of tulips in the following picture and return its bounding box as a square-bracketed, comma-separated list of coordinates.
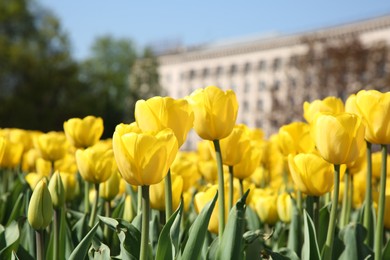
[0, 86, 390, 260]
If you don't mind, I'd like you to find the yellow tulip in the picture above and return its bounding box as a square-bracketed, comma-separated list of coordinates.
[278, 122, 315, 156]
[197, 159, 218, 183]
[63, 116, 104, 148]
[311, 113, 365, 165]
[76, 145, 115, 184]
[54, 154, 78, 175]
[22, 148, 40, 173]
[303, 96, 344, 123]
[288, 153, 334, 196]
[277, 192, 292, 223]
[35, 158, 52, 177]
[34, 131, 68, 162]
[25, 173, 46, 190]
[0, 137, 5, 163]
[197, 140, 214, 161]
[150, 174, 183, 211]
[233, 144, 262, 180]
[355, 90, 390, 144]
[48, 171, 65, 209]
[0, 139, 23, 168]
[385, 192, 390, 229]
[123, 195, 134, 222]
[219, 124, 250, 166]
[371, 152, 390, 179]
[135, 97, 194, 147]
[186, 86, 238, 140]
[171, 152, 200, 192]
[6, 128, 33, 152]
[255, 192, 279, 225]
[100, 171, 121, 201]
[60, 172, 79, 201]
[27, 179, 53, 230]
[113, 125, 178, 186]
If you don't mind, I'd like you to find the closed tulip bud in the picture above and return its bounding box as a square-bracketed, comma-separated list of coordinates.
[311, 113, 365, 165]
[76, 145, 115, 184]
[255, 193, 279, 225]
[355, 90, 390, 144]
[100, 171, 121, 201]
[303, 96, 344, 123]
[63, 116, 104, 148]
[0, 139, 23, 168]
[48, 171, 65, 209]
[113, 125, 178, 186]
[150, 174, 183, 211]
[28, 179, 53, 230]
[233, 144, 262, 180]
[34, 131, 68, 162]
[288, 153, 334, 196]
[135, 97, 194, 147]
[186, 86, 238, 140]
[219, 124, 251, 166]
[277, 193, 292, 223]
[123, 195, 134, 222]
[278, 122, 315, 156]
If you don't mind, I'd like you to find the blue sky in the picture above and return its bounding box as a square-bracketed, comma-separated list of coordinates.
[38, 0, 390, 60]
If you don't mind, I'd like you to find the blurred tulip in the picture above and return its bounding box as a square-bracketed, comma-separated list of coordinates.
[303, 96, 344, 123]
[371, 152, 390, 179]
[171, 152, 200, 192]
[100, 171, 121, 201]
[48, 171, 65, 209]
[219, 124, 250, 166]
[123, 195, 134, 222]
[22, 148, 40, 173]
[0, 139, 23, 168]
[0, 137, 4, 162]
[311, 113, 365, 165]
[150, 174, 183, 211]
[76, 144, 115, 184]
[135, 96, 194, 147]
[278, 122, 315, 156]
[277, 192, 292, 223]
[113, 124, 178, 186]
[60, 172, 79, 201]
[198, 159, 218, 183]
[197, 140, 214, 161]
[255, 192, 279, 225]
[25, 173, 46, 190]
[233, 144, 262, 180]
[288, 153, 334, 196]
[28, 179, 53, 230]
[34, 131, 68, 162]
[186, 86, 238, 140]
[63, 116, 104, 148]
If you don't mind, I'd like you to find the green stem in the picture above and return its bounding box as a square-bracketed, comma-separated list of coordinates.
[239, 178, 244, 198]
[137, 186, 142, 215]
[53, 209, 60, 260]
[84, 180, 90, 214]
[297, 190, 303, 213]
[313, 196, 320, 239]
[346, 174, 353, 224]
[140, 185, 150, 260]
[374, 144, 387, 260]
[88, 183, 100, 228]
[322, 164, 340, 260]
[213, 140, 225, 239]
[104, 201, 111, 241]
[228, 165, 234, 210]
[164, 169, 173, 221]
[363, 141, 373, 247]
[35, 230, 44, 260]
[340, 171, 350, 228]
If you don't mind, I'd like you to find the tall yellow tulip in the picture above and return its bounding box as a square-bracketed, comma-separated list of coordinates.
[219, 124, 250, 166]
[150, 174, 183, 211]
[113, 125, 178, 186]
[186, 85, 238, 140]
[303, 96, 344, 123]
[278, 122, 315, 156]
[63, 116, 104, 148]
[34, 132, 68, 162]
[135, 97, 194, 147]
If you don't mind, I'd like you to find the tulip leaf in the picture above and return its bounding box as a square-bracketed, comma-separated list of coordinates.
[170, 200, 184, 257]
[318, 203, 330, 251]
[301, 210, 320, 260]
[156, 202, 183, 260]
[287, 202, 301, 256]
[71, 213, 89, 244]
[216, 189, 249, 260]
[6, 194, 24, 226]
[205, 237, 219, 260]
[131, 213, 142, 232]
[338, 223, 373, 260]
[98, 215, 119, 231]
[116, 220, 141, 260]
[383, 239, 390, 259]
[245, 206, 260, 231]
[68, 221, 99, 260]
[0, 221, 20, 259]
[179, 191, 218, 260]
[111, 195, 125, 219]
[88, 240, 111, 259]
[267, 248, 300, 260]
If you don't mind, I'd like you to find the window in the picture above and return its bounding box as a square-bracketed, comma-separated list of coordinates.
[244, 82, 250, 93]
[215, 66, 223, 76]
[230, 64, 237, 75]
[258, 60, 266, 71]
[256, 99, 263, 110]
[243, 100, 249, 112]
[202, 68, 209, 78]
[289, 55, 298, 67]
[273, 80, 280, 90]
[189, 70, 195, 80]
[258, 81, 266, 91]
[273, 58, 282, 71]
[243, 62, 251, 74]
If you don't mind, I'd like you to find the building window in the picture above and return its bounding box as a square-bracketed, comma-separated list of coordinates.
[243, 62, 251, 74]
[256, 99, 263, 110]
[273, 80, 280, 90]
[230, 64, 237, 75]
[244, 82, 250, 93]
[273, 58, 282, 71]
[216, 66, 223, 76]
[202, 68, 209, 78]
[289, 55, 298, 68]
[255, 119, 263, 128]
[243, 100, 249, 112]
[258, 80, 266, 91]
[258, 60, 266, 71]
[189, 70, 195, 80]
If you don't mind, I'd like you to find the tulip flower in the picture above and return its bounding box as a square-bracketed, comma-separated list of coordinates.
[150, 174, 183, 211]
[255, 192, 279, 225]
[277, 192, 292, 223]
[123, 195, 134, 222]
[135, 96, 194, 148]
[48, 171, 65, 209]
[60, 172, 79, 202]
[278, 122, 315, 156]
[219, 125, 250, 166]
[171, 152, 200, 192]
[0, 139, 24, 169]
[34, 131, 68, 163]
[303, 96, 344, 123]
[100, 171, 121, 201]
[63, 115, 104, 148]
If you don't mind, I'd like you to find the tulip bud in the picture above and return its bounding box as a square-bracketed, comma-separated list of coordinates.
[277, 193, 292, 223]
[48, 171, 65, 209]
[28, 179, 53, 230]
[123, 195, 134, 222]
[100, 171, 121, 201]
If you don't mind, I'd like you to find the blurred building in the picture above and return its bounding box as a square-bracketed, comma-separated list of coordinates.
[157, 15, 390, 150]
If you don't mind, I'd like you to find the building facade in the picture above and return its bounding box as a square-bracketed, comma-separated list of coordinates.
[157, 15, 390, 150]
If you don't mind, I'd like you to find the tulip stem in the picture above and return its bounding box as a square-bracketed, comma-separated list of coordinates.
[346, 174, 353, 225]
[322, 164, 340, 260]
[89, 183, 100, 228]
[140, 185, 150, 260]
[374, 144, 387, 260]
[340, 171, 350, 228]
[164, 169, 173, 221]
[239, 178, 244, 198]
[363, 141, 373, 247]
[137, 186, 142, 215]
[53, 209, 60, 260]
[307, 196, 319, 237]
[104, 201, 111, 241]
[213, 139, 225, 239]
[35, 230, 44, 260]
[228, 166, 234, 210]
[84, 181, 90, 214]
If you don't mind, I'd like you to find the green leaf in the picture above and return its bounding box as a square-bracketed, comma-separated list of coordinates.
[88, 240, 111, 259]
[98, 215, 119, 231]
[318, 203, 330, 251]
[245, 206, 260, 231]
[287, 202, 301, 256]
[205, 237, 219, 260]
[116, 220, 141, 260]
[68, 222, 99, 260]
[216, 189, 249, 260]
[156, 202, 183, 260]
[0, 221, 20, 259]
[383, 238, 390, 259]
[131, 213, 142, 232]
[338, 223, 373, 260]
[170, 200, 183, 257]
[301, 210, 320, 260]
[71, 213, 88, 244]
[111, 195, 125, 219]
[179, 191, 218, 260]
[267, 247, 300, 260]
[6, 194, 24, 226]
